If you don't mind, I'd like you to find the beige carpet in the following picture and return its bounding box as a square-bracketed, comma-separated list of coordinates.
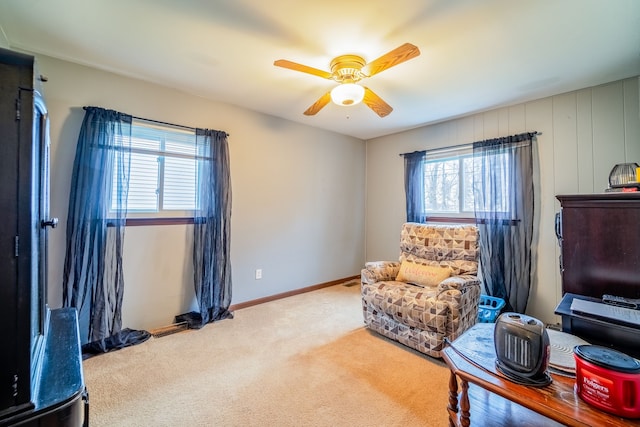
[83, 282, 451, 426]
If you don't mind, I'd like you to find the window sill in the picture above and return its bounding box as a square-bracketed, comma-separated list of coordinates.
[107, 217, 194, 227]
[426, 216, 520, 226]
[127, 217, 194, 226]
[427, 216, 476, 224]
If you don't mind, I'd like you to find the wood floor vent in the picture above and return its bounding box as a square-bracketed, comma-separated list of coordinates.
[150, 322, 189, 338]
[342, 280, 360, 287]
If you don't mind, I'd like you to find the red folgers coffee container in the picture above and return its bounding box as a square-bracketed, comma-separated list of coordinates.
[574, 345, 640, 418]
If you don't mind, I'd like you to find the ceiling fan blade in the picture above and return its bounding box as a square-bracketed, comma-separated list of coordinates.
[361, 43, 420, 78]
[363, 87, 393, 117]
[274, 59, 333, 80]
[304, 91, 332, 116]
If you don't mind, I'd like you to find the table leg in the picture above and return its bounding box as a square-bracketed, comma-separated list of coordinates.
[447, 370, 459, 427]
[460, 379, 470, 427]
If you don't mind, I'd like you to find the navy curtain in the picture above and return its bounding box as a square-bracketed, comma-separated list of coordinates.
[177, 129, 233, 328]
[404, 150, 427, 223]
[472, 132, 535, 313]
[63, 107, 132, 346]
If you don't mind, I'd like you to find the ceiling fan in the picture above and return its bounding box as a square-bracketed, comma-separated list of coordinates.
[274, 43, 420, 117]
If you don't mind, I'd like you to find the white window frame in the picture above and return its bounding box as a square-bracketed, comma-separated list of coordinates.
[423, 146, 474, 219]
[111, 119, 199, 219]
[423, 145, 511, 219]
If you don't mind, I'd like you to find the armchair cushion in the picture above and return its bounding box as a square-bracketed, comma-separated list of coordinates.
[400, 222, 478, 275]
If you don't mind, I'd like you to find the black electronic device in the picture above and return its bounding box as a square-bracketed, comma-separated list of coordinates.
[494, 312, 552, 386]
[603, 294, 640, 310]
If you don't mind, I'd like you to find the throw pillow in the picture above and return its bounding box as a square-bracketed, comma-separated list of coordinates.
[396, 261, 451, 287]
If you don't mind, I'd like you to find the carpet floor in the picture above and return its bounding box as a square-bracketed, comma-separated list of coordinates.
[83, 282, 451, 426]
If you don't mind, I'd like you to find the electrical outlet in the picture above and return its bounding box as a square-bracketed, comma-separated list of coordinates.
[255, 269, 262, 280]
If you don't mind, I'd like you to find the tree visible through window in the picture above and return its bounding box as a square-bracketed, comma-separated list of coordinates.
[424, 152, 510, 217]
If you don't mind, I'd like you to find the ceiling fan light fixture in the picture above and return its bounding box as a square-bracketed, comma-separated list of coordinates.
[330, 83, 365, 106]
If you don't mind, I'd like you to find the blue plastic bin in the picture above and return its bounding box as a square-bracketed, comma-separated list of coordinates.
[477, 295, 506, 323]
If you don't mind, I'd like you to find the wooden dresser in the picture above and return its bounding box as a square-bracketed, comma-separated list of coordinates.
[556, 193, 640, 299]
[555, 193, 640, 358]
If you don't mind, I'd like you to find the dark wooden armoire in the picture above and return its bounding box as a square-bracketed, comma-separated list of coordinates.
[0, 48, 87, 426]
[554, 192, 640, 358]
[556, 193, 640, 299]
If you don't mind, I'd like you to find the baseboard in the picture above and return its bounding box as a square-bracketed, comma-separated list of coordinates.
[229, 275, 360, 312]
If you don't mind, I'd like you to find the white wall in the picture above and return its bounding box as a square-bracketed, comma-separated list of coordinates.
[38, 55, 366, 331]
[365, 77, 640, 324]
[33, 50, 640, 330]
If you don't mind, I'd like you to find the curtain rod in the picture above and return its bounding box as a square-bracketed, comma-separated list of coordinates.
[398, 131, 541, 157]
[134, 116, 230, 137]
[82, 106, 229, 137]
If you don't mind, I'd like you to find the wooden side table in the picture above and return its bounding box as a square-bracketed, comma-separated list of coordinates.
[442, 323, 639, 427]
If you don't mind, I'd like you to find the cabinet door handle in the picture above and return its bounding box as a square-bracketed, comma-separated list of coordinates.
[41, 218, 58, 229]
[554, 212, 562, 242]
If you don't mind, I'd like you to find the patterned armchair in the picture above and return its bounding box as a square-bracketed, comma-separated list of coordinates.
[361, 223, 481, 358]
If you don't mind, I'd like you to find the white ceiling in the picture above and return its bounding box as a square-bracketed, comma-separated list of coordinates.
[1, 0, 639, 140]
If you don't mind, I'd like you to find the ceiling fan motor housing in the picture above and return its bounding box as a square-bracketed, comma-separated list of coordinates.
[330, 55, 366, 83]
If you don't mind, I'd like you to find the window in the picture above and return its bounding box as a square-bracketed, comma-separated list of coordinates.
[111, 119, 198, 217]
[424, 147, 510, 218]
